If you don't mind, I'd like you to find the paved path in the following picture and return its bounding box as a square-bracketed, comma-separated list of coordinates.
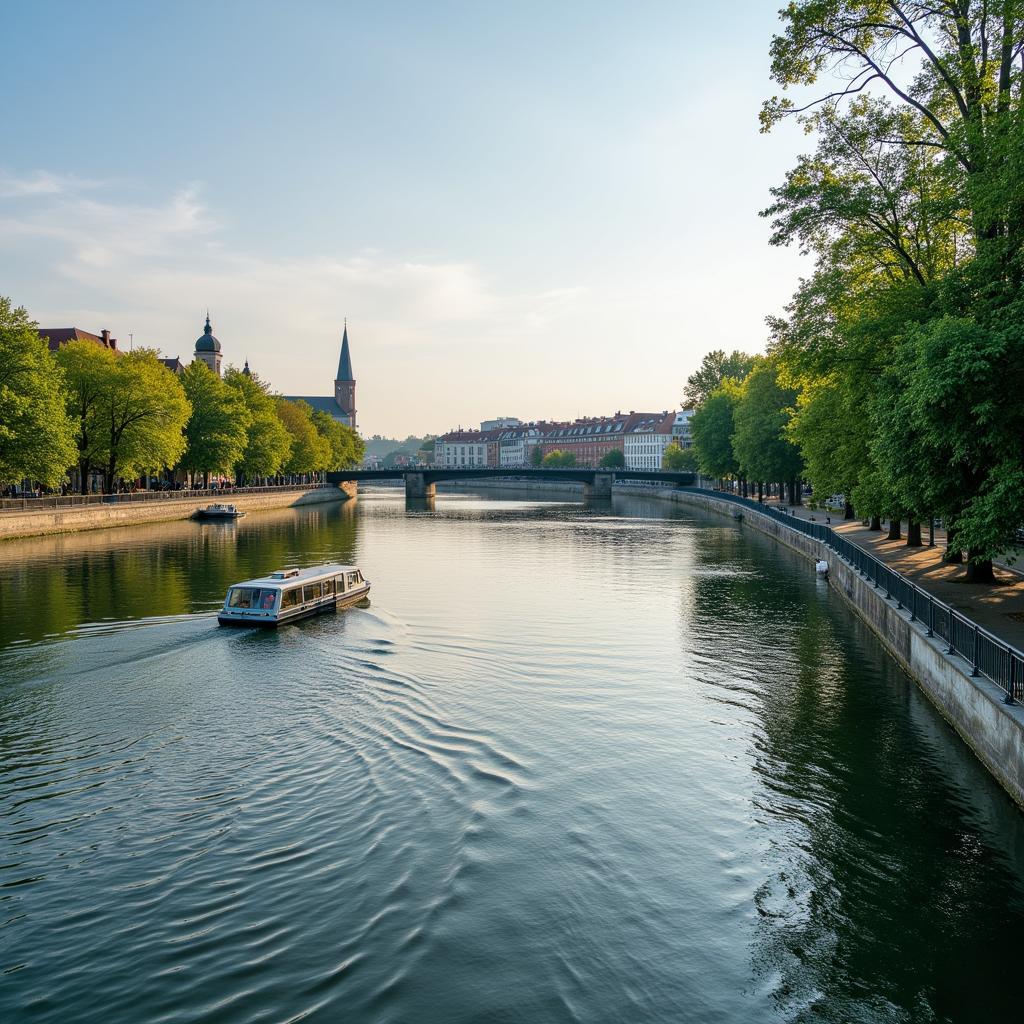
[752, 496, 1024, 652]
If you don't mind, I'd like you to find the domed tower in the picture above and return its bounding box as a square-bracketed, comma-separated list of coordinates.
[334, 322, 356, 428]
[194, 314, 222, 375]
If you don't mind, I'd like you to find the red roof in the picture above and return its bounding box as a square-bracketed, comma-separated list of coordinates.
[37, 327, 118, 352]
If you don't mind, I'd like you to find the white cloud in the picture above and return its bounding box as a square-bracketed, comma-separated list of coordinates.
[0, 170, 107, 198]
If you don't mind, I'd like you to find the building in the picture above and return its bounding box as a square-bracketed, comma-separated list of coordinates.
[37, 327, 120, 353]
[624, 412, 675, 470]
[161, 357, 186, 375]
[282, 323, 357, 429]
[435, 429, 499, 467]
[480, 416, 522, 431]
[672, 409, 695, 448]
[192, 314, 223, 375]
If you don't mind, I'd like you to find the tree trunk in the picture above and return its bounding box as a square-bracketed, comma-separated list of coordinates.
[843, 500, 855, 520]
[757, 481, 763, 502]
[944, 525, 964, 563]
[887, 518, 902, 540]
[906, 520, 922, 546]
[869, 515, 882, 531]
[78, 459, 91, 495]
[965, 552, 995, 583]
[790, 479, 802, 506]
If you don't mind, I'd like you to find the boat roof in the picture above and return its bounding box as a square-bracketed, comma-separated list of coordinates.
[230, 564, 359, 589]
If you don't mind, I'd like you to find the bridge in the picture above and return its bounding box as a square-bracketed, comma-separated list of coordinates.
[325, 466, 696, 500]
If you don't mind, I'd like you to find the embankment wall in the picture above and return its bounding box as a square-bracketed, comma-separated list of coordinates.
[0, 484, 356, 541]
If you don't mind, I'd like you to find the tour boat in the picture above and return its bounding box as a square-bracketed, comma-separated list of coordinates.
[195, 503, 245, 520]
[217, 564, 370, 627]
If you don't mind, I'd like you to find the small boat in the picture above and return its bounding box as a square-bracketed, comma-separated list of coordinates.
[195, 503, 245, 520]
[217, 564, 370, 627]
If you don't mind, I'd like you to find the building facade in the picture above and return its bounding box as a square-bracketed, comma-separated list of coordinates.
[193, 315, 223, 375]
[672, 409, 695, 448]
[624, 412, 675, 470]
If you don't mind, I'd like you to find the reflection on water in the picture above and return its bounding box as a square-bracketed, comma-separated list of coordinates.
[1, 488, 1023, 1024]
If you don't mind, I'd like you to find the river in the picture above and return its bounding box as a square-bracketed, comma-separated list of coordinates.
[2, 488, 1023, 1023]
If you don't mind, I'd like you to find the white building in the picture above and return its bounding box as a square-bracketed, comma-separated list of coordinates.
[480, 416, 522, 431]
[672, 409, 695, 448]
[624, 412, 676, 470]
[435, 431, 494, 467]
[498, 426, 542, 467]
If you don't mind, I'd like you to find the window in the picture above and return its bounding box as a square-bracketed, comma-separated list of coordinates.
[260, 591, 277, 610]
[281, 588, 300, 609]
[303, 583, 321, 602]
[347, 571, 360, 588]
[323, 578, 336, 596]
[228, 587, 262, 608]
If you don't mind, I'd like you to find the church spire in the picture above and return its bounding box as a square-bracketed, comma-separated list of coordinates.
[336, 321, 354, 382]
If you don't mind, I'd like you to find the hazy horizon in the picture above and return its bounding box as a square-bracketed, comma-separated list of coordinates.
[2, 1, 811, 437]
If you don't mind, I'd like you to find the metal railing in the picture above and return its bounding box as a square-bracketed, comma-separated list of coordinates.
[0, 482, 331, 512]
[688, 488, 1024, 705]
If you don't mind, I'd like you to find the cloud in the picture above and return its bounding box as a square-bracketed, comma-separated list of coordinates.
[0, 170, 107, 198]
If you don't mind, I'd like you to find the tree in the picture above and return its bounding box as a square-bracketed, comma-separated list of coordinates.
[732, 359, 804, 502]
[690, 381, 741, 481]
[683, 350, 755, 407]
[599, 449, 625, 468]
[542, 450, 576, 468]
[530, 445, 543, 467]
[223, 367, 292, 481]
[312, 409, 364, 469]
[276, 399, 330, 475]
[662, 442, 697, 471]
[0, 298, 78, 488]
[98, 351, 190, 492]
[180, 361, 250, 482]
[54, 338, 119, 492]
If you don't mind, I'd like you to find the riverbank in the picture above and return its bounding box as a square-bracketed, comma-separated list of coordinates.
[619, 484, 1024, 809]
[0, 483, 356, 540]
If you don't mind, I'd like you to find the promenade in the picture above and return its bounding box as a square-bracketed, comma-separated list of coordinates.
[759, 497, 1024, 652]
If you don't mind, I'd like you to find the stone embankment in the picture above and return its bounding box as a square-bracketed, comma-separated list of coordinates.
[620, 485, 1024, 809]
[0, 483, 356, 541]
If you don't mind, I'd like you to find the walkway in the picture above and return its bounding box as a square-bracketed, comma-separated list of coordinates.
[754, 496, 1024, 652]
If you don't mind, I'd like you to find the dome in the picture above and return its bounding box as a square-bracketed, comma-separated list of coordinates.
[195, 315, 221, 353]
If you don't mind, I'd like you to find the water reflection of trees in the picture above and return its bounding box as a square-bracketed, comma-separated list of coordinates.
[0, 503, 361, 647]
[688, 525, 1024, 1022]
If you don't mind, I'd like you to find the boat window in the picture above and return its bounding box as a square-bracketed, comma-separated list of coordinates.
[337, 574, 346, 592]
[303, 583, 321, 602]
[260, 591, 277, 610]
[281, 588, 300, 609]
[347, 571, 359, 588]
[228, 587, 261, 609]
[322, 578, 335, 596]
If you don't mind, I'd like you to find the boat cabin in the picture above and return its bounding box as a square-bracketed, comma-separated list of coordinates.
[218, 564, 369, 626]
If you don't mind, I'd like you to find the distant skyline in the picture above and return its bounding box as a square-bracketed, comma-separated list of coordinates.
[1, 1, 811, 438]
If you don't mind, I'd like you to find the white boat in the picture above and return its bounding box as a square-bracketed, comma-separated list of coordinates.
[217, 564, 370, 627]
[195, 503, 245, 520]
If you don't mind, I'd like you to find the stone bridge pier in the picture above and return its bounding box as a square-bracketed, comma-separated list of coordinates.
[582, 472, 613, 499]
[404, 472, 436, 499]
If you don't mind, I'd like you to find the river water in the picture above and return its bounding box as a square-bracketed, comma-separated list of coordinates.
[2, 489, 1023, 1024]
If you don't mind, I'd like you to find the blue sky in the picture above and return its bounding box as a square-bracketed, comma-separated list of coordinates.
[2, 0, 811, 437]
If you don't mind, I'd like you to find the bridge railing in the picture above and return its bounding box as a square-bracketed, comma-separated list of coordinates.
[0, 482, 331, 512]
[689, 488, 1024, 705]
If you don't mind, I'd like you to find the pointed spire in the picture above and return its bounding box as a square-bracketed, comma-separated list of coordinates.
[336, 321, 354, 381]
[243, 358, 251, 376]
[204, 311, 212, 335]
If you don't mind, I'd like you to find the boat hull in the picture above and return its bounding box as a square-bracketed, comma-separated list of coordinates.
[217, 583, 370, 627]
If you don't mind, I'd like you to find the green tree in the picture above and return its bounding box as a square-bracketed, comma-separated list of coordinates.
[311, 409, 363, 469]
[54, 338, 119, 492]
[530, 445, 543, 467]
[542, 450, 576, 468]
[0, 298, 78, 488]
[690, 381, 741, 481]
[223, 367, 292, 481]
[662, 442, 697, 471]
[180, 361, 250, 482]
[599, 448, 625, 468]
[683, 350, 755, 407]
[276, 399, 330, 475]
[99, 351, 191, 492]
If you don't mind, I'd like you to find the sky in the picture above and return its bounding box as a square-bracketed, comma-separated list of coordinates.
[1, 0, 813, 439]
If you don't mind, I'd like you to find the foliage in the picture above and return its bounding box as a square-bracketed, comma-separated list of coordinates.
[690, 381, 741, 479]
[223, 367, 292, 480]
[180, 361, 250, 478]
[311, 409, 364, 469]
[599, 448, 625, 468]
[530, 445, 543, 467]
[276, 399, 330, 475]
[683, 350, 755, 407]
[662, 442, 697, 471]
[542, 450, 576, 468]
[0, 298, 78, 487]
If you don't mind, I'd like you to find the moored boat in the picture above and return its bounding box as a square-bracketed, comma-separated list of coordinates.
[217, 564, 370, 627]
[195, 503, 245, 520]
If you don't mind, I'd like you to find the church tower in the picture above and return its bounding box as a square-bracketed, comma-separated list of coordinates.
[334, 322, 356, 429]
[193, 314, 222, 375]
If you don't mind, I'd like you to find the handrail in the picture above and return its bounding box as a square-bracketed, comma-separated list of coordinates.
[0, 482, 331, 512]
[687, 487, 1024, 705]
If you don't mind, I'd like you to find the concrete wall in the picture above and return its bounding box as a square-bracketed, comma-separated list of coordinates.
[620, 485, 1024, 808]
[0, 483, 356, 541]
